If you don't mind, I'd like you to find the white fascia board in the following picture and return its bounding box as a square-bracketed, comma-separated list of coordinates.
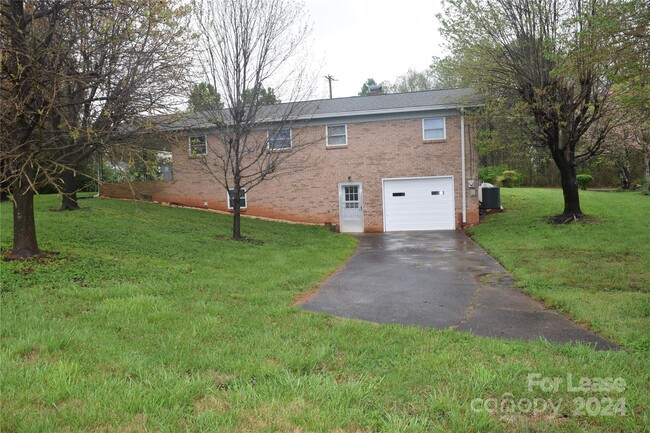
[181, 103, 484, 130]
[308, 104, 475, 119]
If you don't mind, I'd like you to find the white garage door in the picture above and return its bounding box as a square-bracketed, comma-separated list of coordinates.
[383, 176, 455, 231]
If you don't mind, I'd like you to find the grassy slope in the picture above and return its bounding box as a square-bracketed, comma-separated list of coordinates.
[468, 189, 650, 351]
[1, 195, 648, 432]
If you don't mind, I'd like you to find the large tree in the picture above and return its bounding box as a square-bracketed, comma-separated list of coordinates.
[54, 0, 192, 211]
[243, 85, 281, 106]
[358, 78, 385, 96]
[439, 0, 626, 218]
[188, 82, 224, 113]
[2, 0, 78, 257]
[1, 0, 192, 257]
[191, 0, 315, 240]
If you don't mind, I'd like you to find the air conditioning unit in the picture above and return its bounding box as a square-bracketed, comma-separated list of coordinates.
[480, 186, 501, 210]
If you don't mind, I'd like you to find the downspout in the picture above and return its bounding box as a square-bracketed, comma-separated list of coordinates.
[460, 108, 467, 227]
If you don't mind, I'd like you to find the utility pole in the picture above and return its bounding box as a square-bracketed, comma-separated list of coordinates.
[324, 74, 337, 99]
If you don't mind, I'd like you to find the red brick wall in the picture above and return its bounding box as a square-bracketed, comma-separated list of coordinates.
[100, 114, 480, 230]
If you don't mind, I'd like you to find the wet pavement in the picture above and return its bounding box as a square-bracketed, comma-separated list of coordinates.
[300, 232, 618, 350]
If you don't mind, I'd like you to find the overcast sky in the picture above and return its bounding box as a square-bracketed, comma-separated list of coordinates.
[303, 0, 448, 99]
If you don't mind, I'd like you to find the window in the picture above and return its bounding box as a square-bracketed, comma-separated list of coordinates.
[422, 117, 445, 140]
[268, 128, 292, 150]
[227, 188, 247, 209]
[344, 185, 359, 209]
[158, 151, 173, 181]
[326, 124, 347, 147]
[189, 135, 207, 155]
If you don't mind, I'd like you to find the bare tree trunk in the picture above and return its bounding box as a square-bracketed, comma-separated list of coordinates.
[548, 128, 584, 217]
[1, 159, 8, 201]
[645, 151, 650, 193]
[232, 178, 242, 240]
[232, 205, 241, 240]
[615, 147, 632, 190]
[555, 156, 583, 216]
[59, 167, 80, 210]
[619, 165, 631, 191]
[11, 180, 40, 258]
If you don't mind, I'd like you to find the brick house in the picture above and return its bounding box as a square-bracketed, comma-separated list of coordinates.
[101, 88, 481, 232]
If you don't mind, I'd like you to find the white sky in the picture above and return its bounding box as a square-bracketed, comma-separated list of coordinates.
[303, 0, 448, 99]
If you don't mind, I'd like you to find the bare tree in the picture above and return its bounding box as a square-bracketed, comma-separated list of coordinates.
[609, 108, 650, 192]
[1, 0, 192, 258]
[607, 128, 635, 190]
[439, 0, 627, 219]
[386, 69, 436, 93]
[53, 0, 193, 210]
[610, 0, 650, 192]
[638, 126, 650, 193]
[191, 0, 315, 240]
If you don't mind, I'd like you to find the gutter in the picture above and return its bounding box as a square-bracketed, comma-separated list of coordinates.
[297, 103, 483, 122]
[460, 108, 467, 227]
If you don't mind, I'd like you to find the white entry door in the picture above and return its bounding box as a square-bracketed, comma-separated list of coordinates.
[339, 183, 364, 232]
[383, 176, 455, 231]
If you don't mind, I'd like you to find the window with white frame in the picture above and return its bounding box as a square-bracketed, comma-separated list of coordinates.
[422, 117, 446, 140]
[227, 188, 247, 209]
[268, 128, 292, 150]
[188, 135, 207, 155]
[344, 185, 360, 208]
[326, 124, 347, 147]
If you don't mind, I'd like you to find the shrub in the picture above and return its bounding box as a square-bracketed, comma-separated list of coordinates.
[576, 174, 594, 190]
[479, 166, 508, 184]
[496, 170, 521, 188]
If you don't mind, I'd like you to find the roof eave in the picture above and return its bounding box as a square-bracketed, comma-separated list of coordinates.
[262, 102, 485, 123]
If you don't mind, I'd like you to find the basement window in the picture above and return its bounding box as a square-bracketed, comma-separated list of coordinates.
[227, 188, 247, 209]
[422, 117, 446, 140]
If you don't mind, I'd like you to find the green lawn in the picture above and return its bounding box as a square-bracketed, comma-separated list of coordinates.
[1, 194, 648, 432]
[468, 188, 650, 352]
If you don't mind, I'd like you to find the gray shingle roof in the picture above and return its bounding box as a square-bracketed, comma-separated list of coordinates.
[154, 88, 482, 131]
[304, 87, 481, 117]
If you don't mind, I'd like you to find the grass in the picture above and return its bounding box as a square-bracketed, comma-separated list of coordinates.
[1, 193, 648, 432]
[468, 188, 650, 352]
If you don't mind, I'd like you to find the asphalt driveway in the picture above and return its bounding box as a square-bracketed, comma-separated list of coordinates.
[300, 232, 617, 349]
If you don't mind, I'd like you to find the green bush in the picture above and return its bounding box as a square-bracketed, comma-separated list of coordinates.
[496, 170, 521, 188]
[576, 174, 594, 190]
[478, 165, 508, 184]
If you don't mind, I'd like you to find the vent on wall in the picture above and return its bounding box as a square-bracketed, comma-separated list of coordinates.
[431, 191, 444, 195]
[392, 192, 405, 197]
[136, 193, 153, 201]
